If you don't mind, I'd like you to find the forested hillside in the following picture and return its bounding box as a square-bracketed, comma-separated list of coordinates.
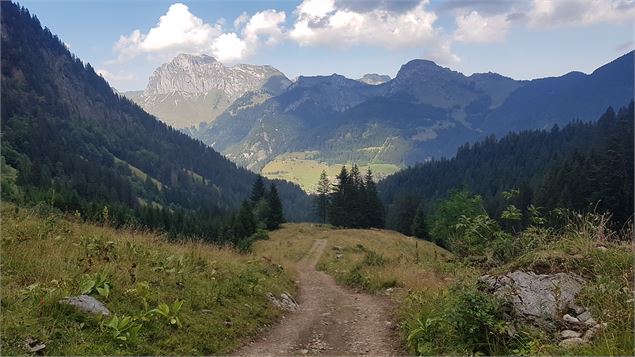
[0, 2, 313, 245]
[379, 104, 634, 233]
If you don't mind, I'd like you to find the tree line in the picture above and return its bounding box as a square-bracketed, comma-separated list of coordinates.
[379, 104, 634, 242]
[313, 165, 384, 228]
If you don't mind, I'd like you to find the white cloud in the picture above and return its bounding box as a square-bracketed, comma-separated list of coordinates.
[528, 0, 635, 28]
[289, 0, 441, 50]
[454, 11, 509, 43]
[211, 33, 247, 62]
[233, 12, 249, 29]
[425, 40, 461, 64]
[113, 3, 285, 63]
[243, 10, 287, 46]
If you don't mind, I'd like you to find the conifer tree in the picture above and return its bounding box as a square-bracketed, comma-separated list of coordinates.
[363, 168, 385, 228]
[411, 201, 430, 241]
[329, 166, 350, 227]
[234, 200, 256, 240]
[266, 183, 284, 229]
[314, 170, 330, 223]
[250, 175, 266, 203]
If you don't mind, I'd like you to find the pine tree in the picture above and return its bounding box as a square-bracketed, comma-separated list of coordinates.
[329, 166, 350, 227]
[266, 183, 284, 230]
[314, 170, 330, 223]
[250, 176, 266, 203]
[411, 201, 430, 241]
[234, 200, 256, 240]
[363, 168, 385, 228]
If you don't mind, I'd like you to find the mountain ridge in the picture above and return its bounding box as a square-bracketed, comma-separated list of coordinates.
[190, 50, 633, 184]
[126, 53, 291, 128]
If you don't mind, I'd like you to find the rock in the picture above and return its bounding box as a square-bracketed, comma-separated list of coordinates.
[333, 245, 343, 251]
[572, 304, 586, 315]
[577, 310, 592, 322]
[563, 314, 580, 324]
[300, 349, 309, 354]
[596, 246, 608, 251]
[384, 287, 394, 295]
[559, 337, 586, 348]
[59, 295, 110, 316]
[480, 271, 586, 327]
[584, 318, 598, 326]
[335, 253, 343, 260]
[583, 322, 607, 341]
[24, 337, 46, 353]
[561, 330, 582, 339]
[266, 292, 299, 312]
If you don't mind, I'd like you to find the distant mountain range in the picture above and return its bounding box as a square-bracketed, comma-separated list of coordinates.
[182, 51, 633, 178]
[125, 54, 291, 129]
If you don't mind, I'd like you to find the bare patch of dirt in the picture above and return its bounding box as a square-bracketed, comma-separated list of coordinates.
[235, 239, 401, 356]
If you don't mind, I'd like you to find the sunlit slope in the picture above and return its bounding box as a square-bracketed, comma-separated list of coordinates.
[0, 204, 293, 355]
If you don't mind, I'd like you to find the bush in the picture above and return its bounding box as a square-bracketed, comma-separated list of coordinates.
[406, 283, 526, 356]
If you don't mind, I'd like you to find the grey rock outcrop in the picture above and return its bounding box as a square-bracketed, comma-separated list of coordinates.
[59, 295, 111, 316]
[266, 291, 299, 312]
[480, 271, 586, 326]
[481, 270, 606, 348]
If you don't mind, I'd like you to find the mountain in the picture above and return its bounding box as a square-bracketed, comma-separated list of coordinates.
[125, 53, 291, 129]
[0, 2, 312, 233]
[192, 52, 633, 187]
[357, 73, 391, 85]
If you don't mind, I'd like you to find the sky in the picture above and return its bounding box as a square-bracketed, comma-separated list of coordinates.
[20, 0, 635, 92]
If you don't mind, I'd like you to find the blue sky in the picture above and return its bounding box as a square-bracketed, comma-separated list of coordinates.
[20, 0, 634, 91]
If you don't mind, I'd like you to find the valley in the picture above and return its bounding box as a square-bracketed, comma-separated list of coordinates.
[260, 151, 400, 193]
[1, 1, 633, 356]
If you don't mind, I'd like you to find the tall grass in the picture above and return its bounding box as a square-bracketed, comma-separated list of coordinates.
[0, 203, 294, 355]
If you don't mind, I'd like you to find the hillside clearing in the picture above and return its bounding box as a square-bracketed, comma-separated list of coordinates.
[0, 204, 294, 355]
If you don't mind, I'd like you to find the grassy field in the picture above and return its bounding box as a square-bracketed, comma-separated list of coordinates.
[261, 151, 400, 192]
[0, 203, 294, 355]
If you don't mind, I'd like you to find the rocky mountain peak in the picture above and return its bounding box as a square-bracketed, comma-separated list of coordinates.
[143, 53, 288, 97]
[394, 59, 456, 80]
[357, 73, 391, 85]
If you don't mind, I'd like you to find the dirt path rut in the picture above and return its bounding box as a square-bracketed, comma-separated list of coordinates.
[235, 239, 400, 356]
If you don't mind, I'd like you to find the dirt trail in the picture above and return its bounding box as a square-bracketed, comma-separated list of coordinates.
[235, 239, 401, 356]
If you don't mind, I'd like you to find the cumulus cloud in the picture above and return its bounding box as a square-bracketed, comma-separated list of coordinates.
[527, 0, 635, 28]
[113, 3, 285, 63]
[243, 10, 287, 46]
[289, 0, 440, 50]
[454, 11, 509, 43]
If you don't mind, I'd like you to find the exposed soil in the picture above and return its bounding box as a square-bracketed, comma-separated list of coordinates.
[235, 239, 402, 356]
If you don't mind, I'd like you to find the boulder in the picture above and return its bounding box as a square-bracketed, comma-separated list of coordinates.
[577, 310, 592, 322]
[59, 295, 110, 316]
[480, 271, 586, 327]
[583, 322, 607, 341]
[563, 314, 581, 324]
[267, 292, 299, 312]
[561, 330, 581, 339]
[559, 337, 586, 348]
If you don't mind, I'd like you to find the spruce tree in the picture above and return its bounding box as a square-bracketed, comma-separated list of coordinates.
[314, 170, 330, 223]
[250, 175, 267, 203]
[411, 201, 430, 241]
[363, 168, 385, 228]
[266, 183, 284, 230]
[329, 166, 350, 227]
[234, 201, 256, 239]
